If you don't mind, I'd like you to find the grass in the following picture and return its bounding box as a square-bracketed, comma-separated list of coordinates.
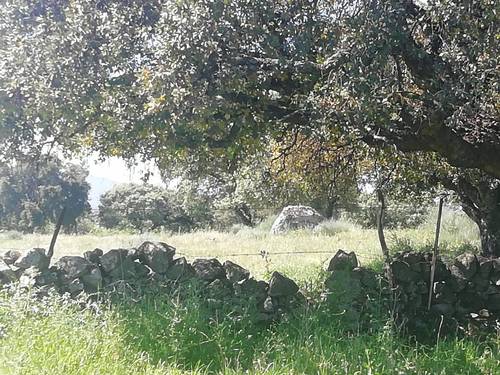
[0, 286, 498, 375]
[0, 207, 480, 278]
[0, 209, 496, 374]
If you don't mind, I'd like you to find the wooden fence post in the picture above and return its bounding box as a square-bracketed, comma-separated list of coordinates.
[427, 196, 445, 311]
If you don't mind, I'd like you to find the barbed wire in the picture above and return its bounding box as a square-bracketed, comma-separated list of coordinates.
[0, 247, 382, 260]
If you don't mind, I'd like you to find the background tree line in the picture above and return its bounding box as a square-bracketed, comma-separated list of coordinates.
[0, 154, 433, 234]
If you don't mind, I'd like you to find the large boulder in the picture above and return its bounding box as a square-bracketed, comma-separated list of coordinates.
[14, 248, 50, 270]
[137, 241, 175, 274]
[268, 271, 299, 297]
[270, 205, 324, 234]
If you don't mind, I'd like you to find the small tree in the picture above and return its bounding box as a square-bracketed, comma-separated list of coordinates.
[0, 157, 90, 232]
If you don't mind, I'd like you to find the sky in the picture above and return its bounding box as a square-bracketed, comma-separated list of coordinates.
[86, 156, 164, 186]
[79, 155, 165, 209]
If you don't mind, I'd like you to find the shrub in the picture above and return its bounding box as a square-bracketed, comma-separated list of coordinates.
[313, 219, 357, 236]
[342, 194, 430, 229]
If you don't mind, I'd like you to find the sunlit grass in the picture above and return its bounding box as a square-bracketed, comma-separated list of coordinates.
[0, 209, 496, 375]
[0, 208, 480, 278]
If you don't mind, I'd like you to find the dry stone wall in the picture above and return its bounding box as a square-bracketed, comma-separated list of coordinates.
[0, 242, 305, 321]
[1, 243, 499, 331]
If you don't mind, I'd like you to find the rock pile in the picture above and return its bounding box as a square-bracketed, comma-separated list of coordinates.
[390, 251, 500, 328]
[323, 250, 384, 328]
[0, 242, 305, 321]
[1, 244, 499, 331]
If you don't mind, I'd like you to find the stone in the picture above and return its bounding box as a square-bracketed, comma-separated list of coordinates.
[206, 279, 233, 299]
[18, 267, 57, 288]
[391, 260, 418, 283]
[100, 249, 136, 280]
[234, 278, 268, 302]
[416, 280, 428, 294]
[327, 250, 358, 272]
[268, 271, 299, 297]
[325, 269, 363, 303]
[18, 268, 39, 288]
[1, 249, 21, 265]
[471, 274, 489, 292]
[81, 266, 103, 290]
[352, 267, 378, 289]
[137, 241, 175, 274]
[434, 260, 450, 281]
[403, 282, 418, 295]
[270, 205, 324, 234]
[192, 258, 225, 282]
[83, 248, 103, 265]
[458, 291, 485, 311]
[223, 260, 250, 283]
[402, 251, 422, 266]
[476, 256, 493, 278]
[449, 253, 478, 280]
[127, 248, 140, 261]
[134, 261, 150, 278]
[55, 256, 91, 280]
[14, 248, 49, 270]
[100, 249, 129, 273]
[110, 258, 137, 280]
[165, 257, 194, 281]
[263, 296, 274, 313]
[0, 259, 17, 284]
[67, 278, 84, 294]
[486, 285, 499, 295]
[433, 282, 457, 304]
[448, 275, 467, 292]
[487, 294, 500, 310]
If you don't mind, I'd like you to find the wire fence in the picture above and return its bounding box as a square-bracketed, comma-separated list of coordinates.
[0, 247, 383, 262]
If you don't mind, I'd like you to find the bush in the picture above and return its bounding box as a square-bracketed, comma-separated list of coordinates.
[98, 184, 193, 233]
[0, 230, 23, 240]
[342, 194, 430, 229]
[313, 219, 357, 236]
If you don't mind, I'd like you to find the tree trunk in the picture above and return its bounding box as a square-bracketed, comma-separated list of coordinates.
[234, 203, 254, 227]
[325, 198, 338, 219]
[475, 214, 500, 257]
[440, 174, 500, 257]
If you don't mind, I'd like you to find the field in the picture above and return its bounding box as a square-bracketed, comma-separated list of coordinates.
[1, 210, 498, 374]
[0, 208, 481, 278]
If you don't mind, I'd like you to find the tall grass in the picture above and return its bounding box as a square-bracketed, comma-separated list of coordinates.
[0, 207, 481, 279]
[1, 285, 498, 375]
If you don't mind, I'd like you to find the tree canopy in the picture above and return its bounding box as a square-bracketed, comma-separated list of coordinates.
[0, 0, 499, 254]
[0, 157, 90, 232]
